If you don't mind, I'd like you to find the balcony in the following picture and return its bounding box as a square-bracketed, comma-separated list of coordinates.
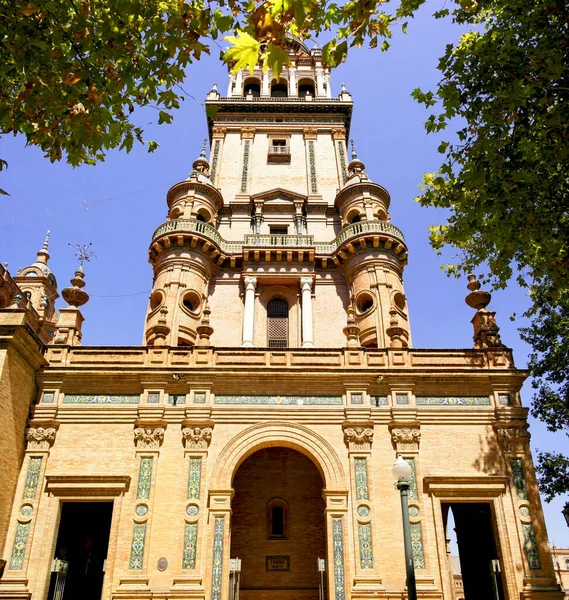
[151, 218, 406, 266]
[267, 145, 291, 163]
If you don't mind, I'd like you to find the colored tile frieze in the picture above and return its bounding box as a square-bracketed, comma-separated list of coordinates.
[410, 523, 426, 569]
[372, 396, 388, 406]
[8, 522, 31, 570]
[510, 458, 528, 500]
[214, 395, 342, 405]
[358, 523, 373, 569]
[23, 457, 42, 500]
[405, 458, 418, 501]
[415, 396, 491, 406]
[63, 394, 140, 404]
[522, 523, 542, 569]
[354, 458, 369, 501]
[136, 458, 153, 500]
[182, 523, 198, 569]
[211, 517, 225, 600]
[129, 522, 147, 570]
[332, 518, 346, 600]
[187, 458, 202, 500]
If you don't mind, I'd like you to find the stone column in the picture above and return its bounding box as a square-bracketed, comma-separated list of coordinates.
[262, 71, 270, 96]
[235, 71, 243, 96]
[242, 276, 257, 347]
[289, 67, 297, 96]
[227, 73, 234, 97]
[300, 277, 314, 348]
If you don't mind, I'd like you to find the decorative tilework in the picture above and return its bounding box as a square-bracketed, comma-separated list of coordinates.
[308, 141, 317, 193]
[358, 523, 373, 569]
[136, 458, 153, 500]
[415, 396, 491, 406]
[332, 518, 346, 600]
[218, 116, 344, 125]
[135, 504, 148, 517]
[63, 394, 140, 404]
[168, 394, 186, 405]
[8, 522, 31, 570]
[410, 523, 426, 569]
[240, 140, 250, 193]
[214, 395, 342, 405]
[357, 506, 370, 518]
[337, 141, 347, 184]
[41, 391, 55, 403]
[147, 392, 160, 404]
[187, 504, 199, 517]
[187, 458, 202, 500]
[211, 517, 225, 600]
[194, 392, 206, 404]
[396, 393, 409, 405]
[20, 505, 33, 517]
[210, 140, 221, 185]
[182, 523, 198, 569]
[129, 522, 147, 570]
[23, 457, 42, 499]
[405, 458, 418, 501]
[522, 523, 542, 569]
[510, 458, 528, 500]
[498, 393, 512, 406]
[372, 396, 388, 406]
[354, 458, 369, 501]
[408, 506, 420, 518]
[350, 393, 363, 405]
[519, 506, 531, 518]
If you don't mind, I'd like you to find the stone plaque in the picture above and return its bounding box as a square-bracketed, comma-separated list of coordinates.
[266, 556, 290, 571]
[157, 556, 168, 571]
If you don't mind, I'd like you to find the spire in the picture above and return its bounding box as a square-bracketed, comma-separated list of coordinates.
[36, 230, 51, 265]
[189, 139, 211, 180]
[465, 274, 505, 349]
[346, 139, 367, 182]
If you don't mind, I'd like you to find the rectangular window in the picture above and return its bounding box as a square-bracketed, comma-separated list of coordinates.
[269, 225, 289, 235]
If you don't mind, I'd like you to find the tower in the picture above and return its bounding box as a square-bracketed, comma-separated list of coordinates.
[144, 38, 410, 351]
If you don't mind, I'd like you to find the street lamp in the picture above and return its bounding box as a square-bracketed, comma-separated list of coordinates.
[562, 502, 569, 528]
[392, 455, 418, 600]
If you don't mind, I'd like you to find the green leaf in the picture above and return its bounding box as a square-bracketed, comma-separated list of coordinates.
[223, 31, 261, 74]
[264, 44, 291, 79]
[158, 110, 173, 125]
[0, 188, 10, 196]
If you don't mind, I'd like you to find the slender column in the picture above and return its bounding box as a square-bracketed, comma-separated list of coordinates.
[262, 71, 270, 96]
[226, 73, 234, 97]
[300, 277, 314, 348]
[235, 71, 243, 96]
[241, 276, 257, 347]
[289, 67, 297, 96]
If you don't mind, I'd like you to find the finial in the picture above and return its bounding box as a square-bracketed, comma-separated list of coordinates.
[68, 242, 96, 267]
[350, 139, 358, 160]
[61, 267, 89, 308]
[343, 301, 361, 348]
[464, 274, 504, 349]
[41, 230, 50, 252]
[200, 138, 207, 158]
[341, 83, 347, 93]
[212, 83, 218, 91]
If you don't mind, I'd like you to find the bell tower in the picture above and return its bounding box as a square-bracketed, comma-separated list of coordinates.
[145, 38, 410, 349]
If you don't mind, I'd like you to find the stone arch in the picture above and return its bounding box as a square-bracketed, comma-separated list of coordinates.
[211, 421, 346, 491]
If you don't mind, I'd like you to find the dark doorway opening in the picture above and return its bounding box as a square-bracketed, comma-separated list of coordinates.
[49, 502, 113, 600]
[443, 502, 505, 600]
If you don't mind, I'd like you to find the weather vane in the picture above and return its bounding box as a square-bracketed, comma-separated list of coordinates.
[350, 139, 358, 159]
[69, 243, 96, 266]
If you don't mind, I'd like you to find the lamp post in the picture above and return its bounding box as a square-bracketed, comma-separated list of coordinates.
[392, 456, 418, 600]
[562, 502, 569, 528]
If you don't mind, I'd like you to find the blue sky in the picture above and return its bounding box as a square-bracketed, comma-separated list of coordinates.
[1, 3, 567, 547]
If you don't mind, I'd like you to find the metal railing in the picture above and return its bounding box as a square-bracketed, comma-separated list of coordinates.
[152, 219, 405, 255]
[217, 96, 344, 102]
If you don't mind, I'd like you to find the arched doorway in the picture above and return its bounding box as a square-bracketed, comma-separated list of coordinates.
[230, 447, 326, 600]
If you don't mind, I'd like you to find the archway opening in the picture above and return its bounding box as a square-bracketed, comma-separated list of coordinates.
[230, 447, 326, 600]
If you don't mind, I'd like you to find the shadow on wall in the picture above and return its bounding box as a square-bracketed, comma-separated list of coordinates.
[472, 432, 504, 475]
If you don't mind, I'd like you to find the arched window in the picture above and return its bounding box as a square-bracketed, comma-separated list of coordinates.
[271, 81, 288, 98]
[350, 213, 362, 224]
[267, 498, 289, 539]
[243, 78, 261, 97]
[298, 79, 316, 97]
[267, 297, 288, 348]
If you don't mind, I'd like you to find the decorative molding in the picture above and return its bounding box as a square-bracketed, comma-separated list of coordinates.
[240, 127, 256, 139]
[343, 424, 374, 451]
[26, 427, 57, 450]
[308, 140, 317, 193]
[495, 425, 531, 452]
[134, 427, 165, 450]
[331, 128, 346, 140]
[303, 127, 318, 140]
[240, 139, 251, 193]
[182, 426, 213, 450]
[211, 126, 227, 138]
[390, 425, 421, 453]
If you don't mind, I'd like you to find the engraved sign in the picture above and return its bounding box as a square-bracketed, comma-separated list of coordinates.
[266, 556, 290, 571]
